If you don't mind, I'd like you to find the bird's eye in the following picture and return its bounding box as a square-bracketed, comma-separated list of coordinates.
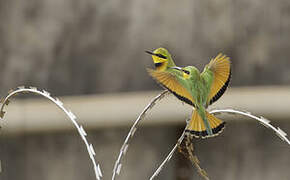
[155, 54, 167, 59]
[183, 70, 190, 75]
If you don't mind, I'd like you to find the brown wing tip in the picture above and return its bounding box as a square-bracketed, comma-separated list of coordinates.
[215, 53, 230, 60]
[185, 122, 226, 139]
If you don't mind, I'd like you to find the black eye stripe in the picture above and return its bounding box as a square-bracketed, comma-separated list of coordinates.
[155, 54, 167, 59]
[154, 62, 163, 67]
[183, 70, 190, 75]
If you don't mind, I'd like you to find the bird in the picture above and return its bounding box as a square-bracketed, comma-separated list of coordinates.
[147, 50, 231, 138]
[145, 48, 195, 106]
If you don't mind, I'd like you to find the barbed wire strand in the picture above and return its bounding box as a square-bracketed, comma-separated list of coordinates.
[111, 90, 169, 180]
[149, 114, 205, 180]
[149, 130, 186, 180]
[0, 86, 102, 180]
[150, 111, 208, 180]
[210, 109, 290, 145]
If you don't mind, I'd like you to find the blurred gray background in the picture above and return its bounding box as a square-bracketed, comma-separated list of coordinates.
[0, 0, 290, 179]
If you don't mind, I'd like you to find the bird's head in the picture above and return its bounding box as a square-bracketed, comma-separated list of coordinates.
[171, 66, 199, 80]
[146, 47, 175, 71]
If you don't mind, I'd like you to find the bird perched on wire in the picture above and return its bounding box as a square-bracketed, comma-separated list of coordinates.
[146, 48, 231, 138]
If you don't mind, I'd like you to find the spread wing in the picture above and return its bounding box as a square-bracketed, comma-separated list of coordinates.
[201, 53, 231, 105]
[147, 68, 195, 107]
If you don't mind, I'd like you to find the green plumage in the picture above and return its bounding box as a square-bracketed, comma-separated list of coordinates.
[147, 48, 231, 138]
[171, 66, 215, 135]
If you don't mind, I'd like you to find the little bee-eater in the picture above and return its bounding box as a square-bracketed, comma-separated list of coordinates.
[146, 48, 195, 106]
[147, 50, 231, 138]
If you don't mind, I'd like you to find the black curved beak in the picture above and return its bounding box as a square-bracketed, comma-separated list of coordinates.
[170, 66, 183, 71]
[145, 51, 155, 55]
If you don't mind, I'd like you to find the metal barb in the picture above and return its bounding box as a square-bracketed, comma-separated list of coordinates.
[4, 99, 10, 106]
[0, 111, 5, 118]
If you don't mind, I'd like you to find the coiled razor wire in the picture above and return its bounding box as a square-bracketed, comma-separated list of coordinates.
[112, 91, 290, 180]
[0, 86, 102, 180]
[1, 88, 290, 180]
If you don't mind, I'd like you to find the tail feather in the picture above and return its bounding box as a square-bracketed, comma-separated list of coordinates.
[185, 110, 225, 138]
[206, 111, 226, 135]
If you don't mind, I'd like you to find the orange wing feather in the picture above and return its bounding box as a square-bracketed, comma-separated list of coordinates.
[207, 53, 231, 105]
[186, 110, 225, 138]
[147, 69, 195, 106]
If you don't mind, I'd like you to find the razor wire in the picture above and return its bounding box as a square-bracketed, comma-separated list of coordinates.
[0, 86, 102, 180]
[1, 87, 289, 180]
[111, 90, 169, 180]
[210, 108, 290, 145]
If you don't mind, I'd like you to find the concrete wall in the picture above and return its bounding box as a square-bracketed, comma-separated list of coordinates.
[0, 0, 290, 96]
